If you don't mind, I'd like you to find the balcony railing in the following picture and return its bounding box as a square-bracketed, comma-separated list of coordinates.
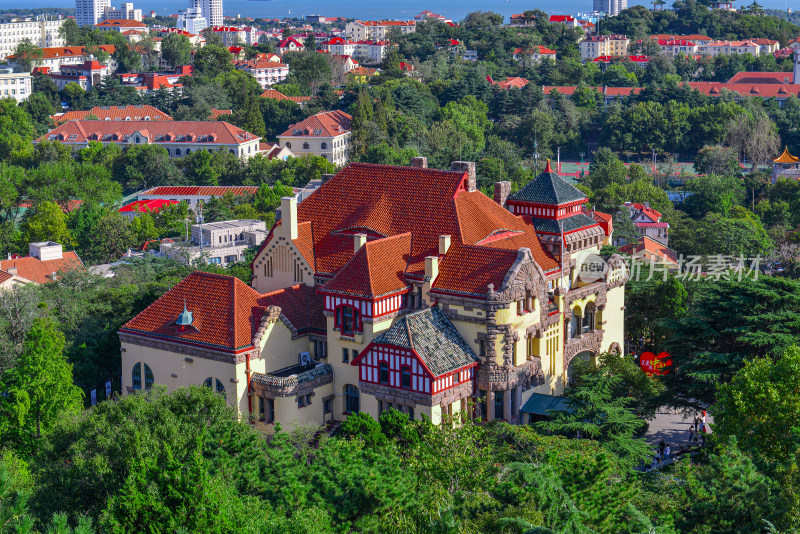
[251, 363, 333, 397]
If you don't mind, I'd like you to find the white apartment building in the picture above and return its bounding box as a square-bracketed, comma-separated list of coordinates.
[0, 68, 31, 103]
[103, 2, 142, 21]
[191, 0, 222, 28]
[579, 34, 630, 62]
[209, 26, 245, 46]
[77, 0, 111, 26]
[345, 20, 415, 41]
[7, 45, 117, 73]
[698, 40, 761, 57]
[278, 110, 352, 166]
[160, 219, 267, 266]
[234, 59, 288, 88]
[593, 0, 628, 16]
[176, 8, 207, 34]
[320, 37, 393, 63]
[0, 15, 66, 60]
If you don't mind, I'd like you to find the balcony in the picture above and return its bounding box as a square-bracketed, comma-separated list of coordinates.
[564, 330, 604, 366]
[251, 363, 333, 397]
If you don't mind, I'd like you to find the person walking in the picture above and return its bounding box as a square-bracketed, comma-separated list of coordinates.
[664, 444, 671, 460]
[689, 426, 694, 444]
[658, 438, 666, 457]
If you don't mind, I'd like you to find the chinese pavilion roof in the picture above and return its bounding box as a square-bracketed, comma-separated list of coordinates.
[774, 146, 800, 163]
[508, 160, 586, 205]
[371, 307, 478, 376]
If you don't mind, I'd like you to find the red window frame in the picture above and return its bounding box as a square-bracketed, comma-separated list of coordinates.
[334, 304, 362, 335]
[378, 361, 390, 384]
[400, 366, 412, 389]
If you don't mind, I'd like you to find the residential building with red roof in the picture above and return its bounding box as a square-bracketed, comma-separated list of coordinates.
[259, 89, 313, 105]
[698, 39, 761, 57]
[118, 199, 179, 220]
[277, 37, 304, 54]
[345, 20, 416, 41]
[8, 45, 116, 73]
[234, 59, 289, 88]
[655, 39, 699, 56]
[619, 236, 678, 270]
[579, 34, 629, 62]
[277, 110, 352, 166]
[513, 46, 557, 63]
[622, 202, 669, 244]
[349, 66, 379, 83]
[45, 60, 109, 91]
[650, 33, 712, 45]
[117, 65, 193, 93]
[0, 242, 84, 286]
[548, 15, 579, 28]
[36, 120, 262, 159]
[209, 25, 246, 46]
[138, 185, 260, 208]
[319, 37, 393, 63]
[509, 13, 537, 26]
[592, 55, 649, 66]
[51, 104, 172, 125]
[0, 15, 66, 61]
[487, 76, 530, 89]
[92, 19, 148, 32]
[120, 158, 625, 427]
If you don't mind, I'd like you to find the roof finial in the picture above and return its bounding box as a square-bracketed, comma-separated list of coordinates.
[176, 298, 193, 327]
[544, 158, 553, 173]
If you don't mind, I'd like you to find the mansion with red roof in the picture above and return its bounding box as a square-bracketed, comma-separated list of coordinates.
[119, 159, 626, 427]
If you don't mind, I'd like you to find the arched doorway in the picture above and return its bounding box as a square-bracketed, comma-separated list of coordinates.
[567, 350, 595, 387]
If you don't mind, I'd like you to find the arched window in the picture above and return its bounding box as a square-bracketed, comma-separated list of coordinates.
[570, 310, 580, 338]
[229, 149, 234, 154]
[175, 148, 181, 156]
[582, 310, 594, 334]
[401, 366, 412, 388]
[344, 384, 359, 413]
[379, 362, 389, 384]
[203, 377, 226, 396]
[321, 142, 327, 149]
[335, 305, 360, 335]
[144, 364, 154, 389]
[186, 148, 191, 154]
[132, 362, 141, 389]
[302, 142, 309, 150]
[285, 142, 291, 149]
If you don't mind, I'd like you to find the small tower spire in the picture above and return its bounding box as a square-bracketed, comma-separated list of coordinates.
[544, 158, 553, 173]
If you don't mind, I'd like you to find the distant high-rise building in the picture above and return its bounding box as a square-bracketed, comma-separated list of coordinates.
[176, 7, 207, 34]
[190, 0, 222, 28]
[103, 2, 143, 21]
[76, 0, 111, 26]
[593, 0, 627, 16]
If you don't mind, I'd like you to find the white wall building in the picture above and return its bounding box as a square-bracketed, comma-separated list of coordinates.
[234, 59, 288, 88]
[176, 8, 208, 34]
[191, 0, 222, 28]
[103, 2, 143, 21]
[76, 0, 111, 26]
[7, 45, 117, 73]
[345, 20, 415, 41]
[278, 110, 352, 166]
[160, 219, 267, 266]
[0, 68, 31, 103]
[0, 15, 66, 60]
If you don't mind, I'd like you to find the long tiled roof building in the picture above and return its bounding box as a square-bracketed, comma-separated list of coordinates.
[119, 158, 626, 427]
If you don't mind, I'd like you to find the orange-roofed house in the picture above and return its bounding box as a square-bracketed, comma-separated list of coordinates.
[234, 58, 289, 88]
[7, 45, 116, 73]
[118, 199, 179, 220]
[512, 46, 557, 63]
[619, 236, 679, 270]
[51, 104, 172, 125]
[259, 89, 313, 106]
[92, 19, 148, 33]
[772, 146, 800, 183]
[120, 157, 626, 428]
[0, 242, 84, 287]
[277, 110, 352, 166]
[622, 202, 669, 245]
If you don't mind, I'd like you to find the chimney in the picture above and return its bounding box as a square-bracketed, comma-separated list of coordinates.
[439, 234, 451, 255]
[410, 156, 428, 169]
[280, 196, 298, 240]
[451, 161, 476, 192]
[424, 255, 439, 282]
[353, 233, 367, 253]
[493, 181, 512, 209]
[321, 173, 335, 185]
[6, 266, 17, 275]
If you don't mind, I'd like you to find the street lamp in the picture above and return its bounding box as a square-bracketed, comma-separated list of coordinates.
[580, 152, 585, 165]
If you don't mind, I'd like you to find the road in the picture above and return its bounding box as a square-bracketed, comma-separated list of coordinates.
[645, 408, 713, 449]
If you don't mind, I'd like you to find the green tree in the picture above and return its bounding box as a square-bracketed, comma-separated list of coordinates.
[193, 45, 234, 78]
[683, 173, 745, 218]
[0, 315, 83, 454]
[11, 40, 43, 71]
[588, 147, 627, 191]
[20, 201, 73, 246]
[112, 145, 183, 191]
[538, 362, 652, 468]
[112, 43, 142, 73]
[160, 33, 192, 68]
[57, 18, 82, 46]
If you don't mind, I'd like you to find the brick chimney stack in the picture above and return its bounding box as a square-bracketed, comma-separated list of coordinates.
[451, 161, 476, 192]
[493, 181, 512, 209]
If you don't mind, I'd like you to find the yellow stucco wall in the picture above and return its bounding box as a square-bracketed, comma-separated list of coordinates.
[121, 342, 247, 413]
[255, 319, 313, 372]
[601, 285, 625, 353]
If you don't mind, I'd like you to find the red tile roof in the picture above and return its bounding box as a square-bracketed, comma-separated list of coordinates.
[280, 110, 351, 138]
[635, 221, 669, 228]
[349, 66, 379, 76]
[631, 202, 662, 221]
[94, 19, 147, 28]
[51, 105, 172, 125]
[0, 270, 12, 285]
[255, 283, 325, 334]
[235, 59, 288, 70]
[278, 37, 304, 48]
[120, 271, 261, 352]
[0, 251, 84, 285]
[322, 233, 412, 298]
[549, 15, 575, 22]
[432, 242, 521, 297]
[259, 89, 313, 103]
[36, 120, 260, 145]
[619, 236, 677, 264]
[686, 82, 800, 98]
[119, 199, 178, 214]
[513, 46, 556, 55]
[140, 186, 259, 197]
[727, 71, 794, 84]
[210, 108, 232, 120]
[488, 76, 530, 89]
[255, 162, 559, 299]
[651, 33, 711, 42]
[9, 45, 116, 60]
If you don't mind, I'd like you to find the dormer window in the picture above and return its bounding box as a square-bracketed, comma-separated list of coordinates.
[335, 304, 361, 335]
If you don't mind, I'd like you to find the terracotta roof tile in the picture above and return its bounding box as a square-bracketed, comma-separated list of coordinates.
[259, 89, 313, 103]
[51, 105, 171, 125]
[119, 199, 178, 213]
[140, 186, 258, 197]
[0, 270, 12, 285]
[9, 45, 115, 60]
[432, 243, 520, 297]
[94, 19, 148, 28]
[120, 271, 261, 352]
[280, 110, 351, 138]
[322, 233, 412, 298]
[36, 120, 259, 145]
[0, 251, 84, 284]
[774, 146, 800, 163]
[255, 283, 325, 334]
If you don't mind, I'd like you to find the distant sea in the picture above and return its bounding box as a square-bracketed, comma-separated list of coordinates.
[3, 0, 799, 21]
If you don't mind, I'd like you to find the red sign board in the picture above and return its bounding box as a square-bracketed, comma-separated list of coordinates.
[640, 351, 672, 376]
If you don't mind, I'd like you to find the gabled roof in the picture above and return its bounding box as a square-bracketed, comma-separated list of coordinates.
[368, 307, 478, 377]
[120, 271, 261, 352]
[278, 37, 304, 48]
[255, 284, 325, 334]
[321, 233, 412, 298]
[509, 160, 586, 205]
[140, 185, 259, 197]
[51, 105, 171, 125]
[280, 110, 351, 138]
[9, 45, 116, 60]
[619, 236, 678, 264]
[119, 199, 178, 214]
[259, 89, 313, 103]
[774, 146, 800, 163]
[93, 19, 147, 28]
[0, 251, 84, 285]
[630, 202, 662, 221]
[727, 71, 794, 84]
[36, 120, 259, 145]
